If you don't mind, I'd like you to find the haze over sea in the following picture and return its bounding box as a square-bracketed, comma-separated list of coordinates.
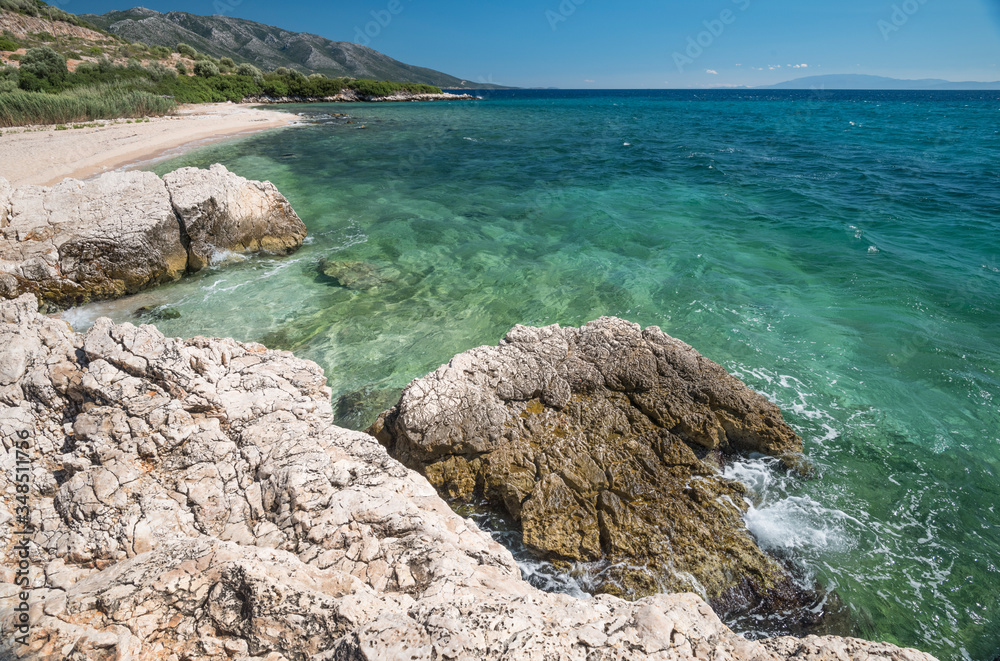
[62, 89, 1000, 661]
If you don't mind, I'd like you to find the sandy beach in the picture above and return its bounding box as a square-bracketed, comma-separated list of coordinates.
[0, 102, 298, 186]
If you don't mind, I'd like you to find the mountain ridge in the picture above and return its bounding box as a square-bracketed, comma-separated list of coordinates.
[80, 7, 505, 89]
[756, 74, 1000, 90]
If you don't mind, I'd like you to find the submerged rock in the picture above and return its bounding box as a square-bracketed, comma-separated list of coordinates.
[0, 296, 936, 660]
[318, 259, 399, 291]
[371, 318, 812, 617]
[0, 165, 306, 309]
[134, 305, 182, 321]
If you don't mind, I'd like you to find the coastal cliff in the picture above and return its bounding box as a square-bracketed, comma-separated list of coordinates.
[0, 164, 306, 309]
[0, 295, 937, 660]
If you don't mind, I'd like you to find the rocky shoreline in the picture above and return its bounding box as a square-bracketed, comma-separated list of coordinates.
[0, 165, 938, 658]
[0, 295, 937, 660]
[0, 164, 306, 309]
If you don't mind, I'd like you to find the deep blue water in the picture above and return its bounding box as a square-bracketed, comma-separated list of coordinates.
[63, 89, 1000, 660]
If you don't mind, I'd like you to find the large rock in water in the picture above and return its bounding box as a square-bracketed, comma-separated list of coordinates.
[0, 165, 306, 309]
[163, 164, 306, 271]
[370, 318, 808, 616]
[0, 295, 936, 660]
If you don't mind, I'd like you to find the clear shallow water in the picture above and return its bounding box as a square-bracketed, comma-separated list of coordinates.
[61, 90, 1000, 660]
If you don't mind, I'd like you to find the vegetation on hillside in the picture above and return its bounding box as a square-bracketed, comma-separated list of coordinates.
[0, 0, 108, 33]
[0, 39, 446, 126]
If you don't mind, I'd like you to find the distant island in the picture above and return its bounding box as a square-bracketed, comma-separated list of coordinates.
[755, 74, 1000, 91]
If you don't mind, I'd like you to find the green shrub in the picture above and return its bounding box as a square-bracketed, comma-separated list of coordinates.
[209, 74, 259, 102]
[0, 65, 17, 93]
[144, 61, 175, 81]
[235, 63, 262, 83]
[87, 46, 103, 56]
[193, 52, 213, 62]
[219, 57, 234, 68]
[176, 62, 188, 75]
[20, 46, 67, 81]
[260, 76, 288, 97]
[193, 61, 219, 78]
[127, 58, 143, 71]
[150, 45, 171, 59]
[176, 43, 197, 58]
[152, 74, 227, 103]
[0, 36, 19, 51]
[95, 56, 114, 74]
[18, 46, 67, 92]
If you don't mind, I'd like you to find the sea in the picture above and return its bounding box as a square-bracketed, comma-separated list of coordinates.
[59, 89, 1000, 661]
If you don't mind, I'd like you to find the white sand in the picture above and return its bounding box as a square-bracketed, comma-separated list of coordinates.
[0, 103, 299, 186]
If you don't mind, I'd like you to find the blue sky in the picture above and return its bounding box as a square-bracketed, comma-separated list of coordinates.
[68, 0, 1000, 88]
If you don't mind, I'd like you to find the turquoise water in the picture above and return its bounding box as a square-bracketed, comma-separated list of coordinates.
[61, 90, 1000, 660]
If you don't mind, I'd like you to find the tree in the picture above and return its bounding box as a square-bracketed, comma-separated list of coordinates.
[193, 60, 220, 78]
[235, 63, 262, 84]
[18, 46, 67, 88]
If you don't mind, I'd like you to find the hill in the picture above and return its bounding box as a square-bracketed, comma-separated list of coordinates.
[758, 74, 1000, 90]
[81, 7, 500, 89]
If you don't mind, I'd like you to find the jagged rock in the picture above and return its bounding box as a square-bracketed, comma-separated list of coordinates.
[0, 165, 306, 309]
[371, 318, 810, 618]
[0, 296, 937, 660]
[163, 164, 307, 272]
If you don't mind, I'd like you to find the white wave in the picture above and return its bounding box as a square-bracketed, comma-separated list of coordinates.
[744, 496, 855, 555]
[56, 305, 108, 332]
[208, 249, 250, 268]
[724, 457, 860, 563]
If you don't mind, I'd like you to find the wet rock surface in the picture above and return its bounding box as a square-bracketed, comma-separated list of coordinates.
[371, 318, 812, 616]
[0, 165, 306, 309]
[0, 296, 937, 660]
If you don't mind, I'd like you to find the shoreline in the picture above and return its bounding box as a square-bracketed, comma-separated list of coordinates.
[0, 102, 299, 187]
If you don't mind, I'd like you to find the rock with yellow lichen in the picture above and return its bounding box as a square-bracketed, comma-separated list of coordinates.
[370, 317, 814, 622]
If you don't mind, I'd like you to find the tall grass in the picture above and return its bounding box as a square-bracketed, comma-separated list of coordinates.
[0, 82, 175, 127]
